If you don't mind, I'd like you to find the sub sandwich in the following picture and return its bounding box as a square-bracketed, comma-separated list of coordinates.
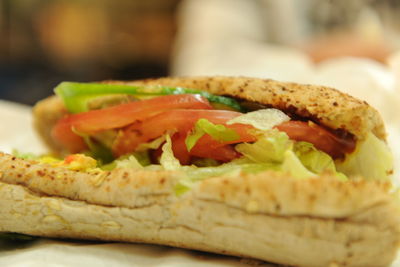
[0, 76, 399, 266]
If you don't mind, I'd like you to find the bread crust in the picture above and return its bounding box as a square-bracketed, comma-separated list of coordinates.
[0, 152, 399, 266]
[33, 95, 68, 154]
[0, 152, 393, 218]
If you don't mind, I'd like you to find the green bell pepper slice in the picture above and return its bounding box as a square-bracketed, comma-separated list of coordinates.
[55, 82, 243, 113]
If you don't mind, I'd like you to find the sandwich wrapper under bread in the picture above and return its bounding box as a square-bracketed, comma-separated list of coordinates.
[1, 57, 400, 267]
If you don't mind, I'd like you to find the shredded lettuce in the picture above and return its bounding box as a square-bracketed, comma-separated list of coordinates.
[336, 132, 393, 180]
[160, 135, 182, 171]
[174, 131, 349, 195]
[185, 119, 240, 151]
[235, 130, 291, 163]
[294, 141, 348, 181]
[191, 158, 220, 167]
[135, 135, 166, 152]
[99, 135, 165, 171]
[115, 155, 143, 169]
[175, 159, 280, 196]
[236, 131, 346, 180]
[227, 108, 290, 130]
[101, 151, 150, 170]
[71, 128, 114, 164]
[12, 149, 39, 160]
[294, 142, 336, 174]
[83, 144, 114, 165]
[281, 150, 316, 179]
[235, 132, 316, 179]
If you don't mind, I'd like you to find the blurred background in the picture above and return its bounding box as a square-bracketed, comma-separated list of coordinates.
[1, 0, 400, 105]
[0, 0, 180, 104]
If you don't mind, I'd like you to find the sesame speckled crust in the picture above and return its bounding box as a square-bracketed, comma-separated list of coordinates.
[0, 152, 394, 218]
[112, 76, 386, 141]
[0, 152, 399, 266]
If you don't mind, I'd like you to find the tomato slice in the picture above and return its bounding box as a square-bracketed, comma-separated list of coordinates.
[51, 118, 88, 153]
[193, 123, 257, 148]
[52, 94, 212, 153]
[190, 141, 240, 162]
[170, 132, 243, 163]
[171, 132, 191, 165]
[275, 121, 355, 158]
[112, 109, 244, 157]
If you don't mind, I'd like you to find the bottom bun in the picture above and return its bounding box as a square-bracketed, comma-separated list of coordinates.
[0, 180, 399, 267]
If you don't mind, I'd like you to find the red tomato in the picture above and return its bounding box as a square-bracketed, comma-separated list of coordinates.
[52, 94, 212, 153]
[171, 133, 191, 165]
[51, 118, 87, 153]
[170, 132, 243, 163]
[192, 123, 257, 148]
[112, 109, 244, 157]
[275, 121, 355, 158]
[190, 142, 240, 162]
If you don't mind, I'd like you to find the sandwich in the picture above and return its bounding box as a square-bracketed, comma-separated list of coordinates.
[0, 76, 398, 266]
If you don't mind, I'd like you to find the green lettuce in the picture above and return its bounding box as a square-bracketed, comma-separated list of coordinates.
[236, 131, 346, 180]
[174, 131, 349, 195]
[114, 155, 143, 169]
[160, 134, 182, 171]
[281, 150, 316, 179]
[175, 158, 280, 196]
[293, 141, 336, 174]
[12, 149, 39, 160]
[235, 130, 291, 162]
[227, 108, 290, 130]
[336, 132, 393, 180]
[135, 135, 166, 152]
[101, 151, 150, 170]
[185, 119, 240, 151]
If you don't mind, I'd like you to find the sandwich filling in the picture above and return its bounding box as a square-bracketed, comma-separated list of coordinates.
[30, 82, 393, 193]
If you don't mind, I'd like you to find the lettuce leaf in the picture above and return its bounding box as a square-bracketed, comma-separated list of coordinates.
[236, 131, 347, 180]
[101, 151, 150, 171]
[235, 130, 291, 163]
[160, 134, 182, 171]
[174, 129, 351, 195]
[226, 108, 289, 130]
[185, 119, 240, 151]
[175, 158, 280, 196]
[135, 135, 166, 152]
[115, 155, 143, 169]
[12, 149, 39, 160]
[281, 150, 316, 179]
[336, 132, 393, 180]
[294, 142, 336, 173]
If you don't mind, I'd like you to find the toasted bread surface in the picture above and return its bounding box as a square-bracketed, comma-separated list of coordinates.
[0, 152, 394, 219]
[115, 76, 386, 141]
[0, 151, 399, 266]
